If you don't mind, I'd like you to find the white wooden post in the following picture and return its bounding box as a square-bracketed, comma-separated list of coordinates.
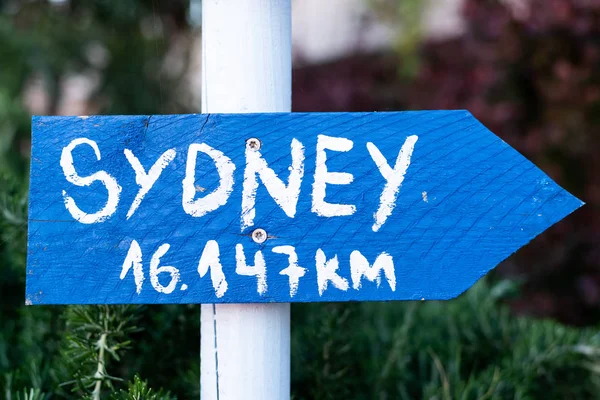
[200, 1, 292, 400]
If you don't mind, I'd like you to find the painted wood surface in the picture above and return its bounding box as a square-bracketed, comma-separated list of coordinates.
[27, 111, 582, 305]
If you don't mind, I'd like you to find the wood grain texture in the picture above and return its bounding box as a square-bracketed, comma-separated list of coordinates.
[26, 111, 583, 305]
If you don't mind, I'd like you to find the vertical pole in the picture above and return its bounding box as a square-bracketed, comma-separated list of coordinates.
[200, 1, 292, 400]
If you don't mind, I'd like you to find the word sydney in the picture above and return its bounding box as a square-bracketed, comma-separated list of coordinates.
[26, 112, 582, 304]
[60, 132, 418, 233]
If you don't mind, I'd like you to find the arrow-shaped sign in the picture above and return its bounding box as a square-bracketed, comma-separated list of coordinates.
[26, 111, 582, 304]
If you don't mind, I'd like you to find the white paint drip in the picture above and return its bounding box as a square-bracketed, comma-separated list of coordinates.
[124, 148, 176, 219]
[198, 240, 228, 298]
[311, 135, 356, 217]
[182, 143, 236, 217]
[181, 284, 188, 291]
[60, 138, 121, 223]
[422, 191, 428, 203]
[120, 239, 144, 294]
[367, 135, 418, 232]
[235, 243, 267, 295]
[273, 245, 306, 297]
[241, 138, 305, 231]
[315, 249, 349, 295]
[350, 250, 395, 291]
[149, 243, 180, 294]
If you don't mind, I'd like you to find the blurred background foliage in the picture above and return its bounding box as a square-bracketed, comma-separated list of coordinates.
[1, 0, 599, 398]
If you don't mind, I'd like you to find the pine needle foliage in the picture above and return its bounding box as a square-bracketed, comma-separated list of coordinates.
[110, 376, 175, 400]
[59, 305, 143, 399]
[291, 282, 600, 400]
[3, 387, 47, 400]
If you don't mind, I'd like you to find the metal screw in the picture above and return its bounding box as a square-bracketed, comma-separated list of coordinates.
[246, 138, 261, 151]
[251, 228, 268, 244]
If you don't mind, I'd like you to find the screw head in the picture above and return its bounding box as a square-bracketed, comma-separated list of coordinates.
[251, 228, 268, 244]
[246, 138, 261, 151]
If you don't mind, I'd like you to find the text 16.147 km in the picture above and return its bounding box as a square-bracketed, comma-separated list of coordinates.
[121, 239, 396, 298]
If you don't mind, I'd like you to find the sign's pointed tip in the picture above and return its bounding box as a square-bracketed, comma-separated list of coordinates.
[565, 191, 585, 213]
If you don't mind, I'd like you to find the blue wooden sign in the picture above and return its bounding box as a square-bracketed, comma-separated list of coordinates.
[26, 111, 582, 304]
